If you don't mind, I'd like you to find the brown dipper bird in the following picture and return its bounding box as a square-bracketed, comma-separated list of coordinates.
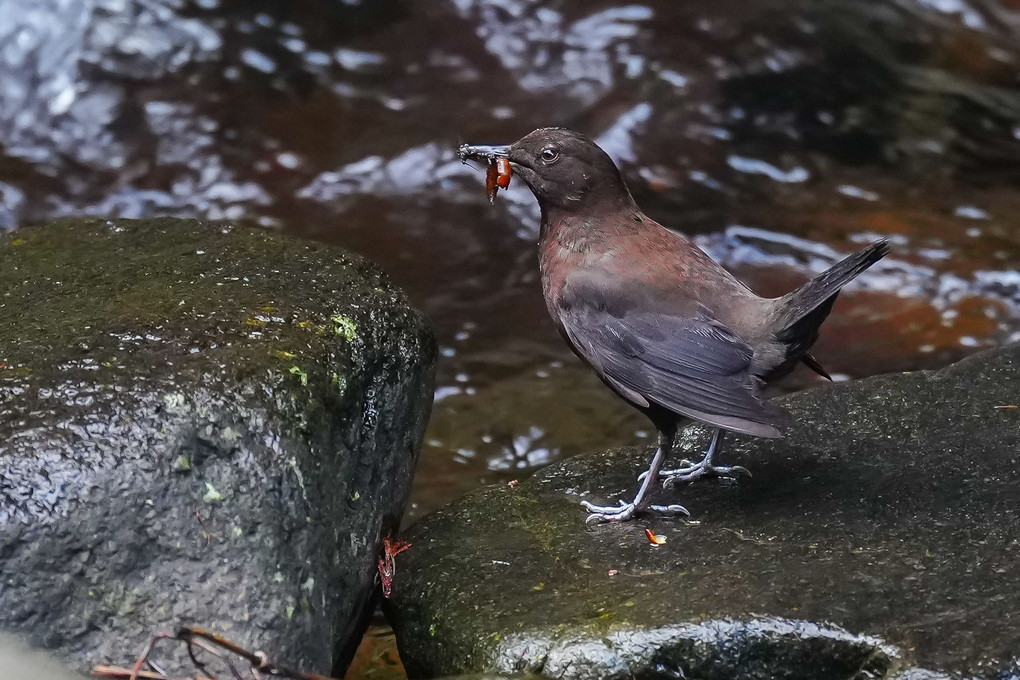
[459, 128, 889, 523]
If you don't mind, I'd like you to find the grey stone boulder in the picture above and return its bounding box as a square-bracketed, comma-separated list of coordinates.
[0, 218, 436, 676]
[387, 344, 1020, 679]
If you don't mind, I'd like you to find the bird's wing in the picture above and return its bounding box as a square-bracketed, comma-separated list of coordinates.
[558, 274, 788, 438]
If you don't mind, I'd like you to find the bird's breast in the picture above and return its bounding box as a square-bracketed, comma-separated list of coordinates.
[539, 240, 581, 312]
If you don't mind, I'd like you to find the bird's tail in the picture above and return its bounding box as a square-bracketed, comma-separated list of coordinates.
[771, 238, 890, 354]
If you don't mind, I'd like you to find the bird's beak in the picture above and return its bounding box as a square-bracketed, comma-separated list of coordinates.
[457, 143, 511, 163]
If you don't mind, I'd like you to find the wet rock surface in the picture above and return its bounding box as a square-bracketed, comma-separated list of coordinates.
[387, 344, 1020, 680]
[1, 0, 1018, 521]
[0, 218, 436, 675]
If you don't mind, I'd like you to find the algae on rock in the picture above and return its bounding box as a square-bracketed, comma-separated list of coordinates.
[0, 218, 436, 676]
[387, 345, 1020, 680]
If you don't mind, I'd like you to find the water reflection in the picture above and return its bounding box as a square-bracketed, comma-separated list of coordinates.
[0, 0, 1017, 519]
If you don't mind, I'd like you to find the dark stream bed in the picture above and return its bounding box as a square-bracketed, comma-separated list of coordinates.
[1, 0, 1018, 676]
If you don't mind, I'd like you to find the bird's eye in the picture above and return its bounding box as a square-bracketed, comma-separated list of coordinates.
[540, 147, 559, 163]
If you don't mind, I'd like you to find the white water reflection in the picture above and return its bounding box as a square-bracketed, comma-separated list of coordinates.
[727, 155, 810, 183]
[0, 635, 82, 680]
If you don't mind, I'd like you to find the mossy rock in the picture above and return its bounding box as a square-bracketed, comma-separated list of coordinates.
[387, 345, 1019, 680]
[0, 218, 436, 676]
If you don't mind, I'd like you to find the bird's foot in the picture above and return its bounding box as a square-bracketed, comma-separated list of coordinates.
[638, 458, 694, 482]
[581, 499, 689, 524]
[653, 460, 751, 489]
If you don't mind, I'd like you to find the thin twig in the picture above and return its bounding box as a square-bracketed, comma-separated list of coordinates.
[189, 634, 251, 680]
[90, 665, 173, 679]
[185, 637, 217, 680]
[94, 627, 339, 680]
[145, 658, 169, 678]
[129, 633, 172, 680]
[91, 663, 213, 680]
[177, 628, 336, 680]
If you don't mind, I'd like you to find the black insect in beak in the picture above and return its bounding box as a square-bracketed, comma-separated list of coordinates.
[457, 144, 510, 163]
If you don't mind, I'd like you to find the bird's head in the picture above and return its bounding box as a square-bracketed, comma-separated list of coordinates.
[459, 127, 635, 215]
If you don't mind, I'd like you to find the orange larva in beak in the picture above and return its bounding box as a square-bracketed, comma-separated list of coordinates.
[485, 158, 513, 203]
[496, 157, 512, 189]
[485, 162, 499, 204]
[457, 142, 513, 204]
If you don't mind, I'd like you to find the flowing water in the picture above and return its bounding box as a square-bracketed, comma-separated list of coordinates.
[8, 0, 1017, 520]
[1, 4, 1018, 672]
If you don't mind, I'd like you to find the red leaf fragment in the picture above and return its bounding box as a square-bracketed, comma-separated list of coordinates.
[378, 535, 412, 598]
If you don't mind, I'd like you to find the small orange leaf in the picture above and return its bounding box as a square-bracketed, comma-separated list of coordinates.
[645, 529, 666, 546]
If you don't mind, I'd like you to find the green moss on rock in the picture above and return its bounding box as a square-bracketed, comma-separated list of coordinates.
[387, 345, 1020, 680]
[0, 218, 436, 676]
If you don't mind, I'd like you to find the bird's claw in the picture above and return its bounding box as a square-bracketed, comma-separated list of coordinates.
[581, 500, 689, 524]
[650, 503, 690, 517]
[660, 463, 752, 489]
[637, 459, 694, 482]
[582, 499, 635, 524]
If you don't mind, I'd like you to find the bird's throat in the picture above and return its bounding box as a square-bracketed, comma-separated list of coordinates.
[540, 205, 642, 255]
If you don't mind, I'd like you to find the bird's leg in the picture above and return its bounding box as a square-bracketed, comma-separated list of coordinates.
[582, 426, 689, 524]
[652, 428, 750, 488]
